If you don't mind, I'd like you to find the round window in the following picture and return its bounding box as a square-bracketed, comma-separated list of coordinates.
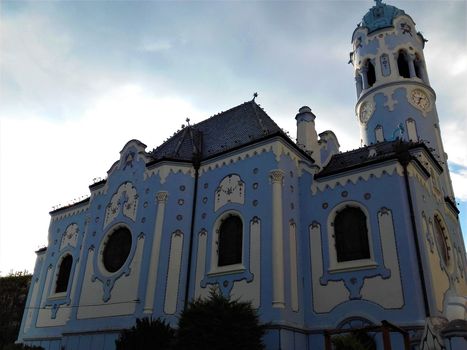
[103, 227, 132, 273]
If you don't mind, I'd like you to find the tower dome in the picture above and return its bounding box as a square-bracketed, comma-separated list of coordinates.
[361, 0, 406, 33]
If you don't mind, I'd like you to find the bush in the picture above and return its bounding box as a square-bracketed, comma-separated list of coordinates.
[0, 272, 32, 349]
[332, 331, 376, 350]
[175, 289, 265, 350]
[115, 317, 175, 350]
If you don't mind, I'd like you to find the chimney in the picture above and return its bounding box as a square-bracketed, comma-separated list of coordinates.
[295, 106, 319, 157]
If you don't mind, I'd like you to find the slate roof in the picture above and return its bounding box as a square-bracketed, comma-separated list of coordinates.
[150, 100, 287, 162]
[361, 1, 406, 33]
[315, 140, 440, 179]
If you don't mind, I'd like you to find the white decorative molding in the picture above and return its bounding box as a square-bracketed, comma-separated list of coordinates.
[51, 204, 89, 223]
[144, 163, 194, 183]
[270, 169, 285, 308]
[310, 223, 349, 313]
[214, 174, 245, 211]
[231, 217, 261, 308]
[312, 162, 404, 194]
[289, 221, 299, 312]
[194, 230, 209, 300]
[104, 182, 138, 228]
[24, 279, 40, 331]
[77, 237, 144, 319]
[164, 231, 184, 315]
[200, 138, 303, 175]
[143, 191, 168, 314]
[361, 209, 404, 308]
[60, 224, 79, 250]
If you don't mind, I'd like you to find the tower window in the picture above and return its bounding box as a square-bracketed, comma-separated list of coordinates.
[366, 60, 376, 87]
[406, 119, 418, 142]
[334, 207, 370, 262]
[55, 254, 73, 293]
[218, 215, 243, 266]
[397, 50, 411, 78]
[375, 125, 384, 142]
[414, 54, 424, 80]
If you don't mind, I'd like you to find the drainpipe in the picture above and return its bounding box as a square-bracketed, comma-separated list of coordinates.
[184, 157, 200, 310]
[398, 147, 430, 317]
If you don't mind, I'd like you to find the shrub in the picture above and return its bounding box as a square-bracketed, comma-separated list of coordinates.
[332, 331, 376, 350]
[115, 317, 175, 350]
[175, 289, 265, 350]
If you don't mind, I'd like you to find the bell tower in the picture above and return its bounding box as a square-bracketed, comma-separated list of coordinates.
[350, 0, 454, 198]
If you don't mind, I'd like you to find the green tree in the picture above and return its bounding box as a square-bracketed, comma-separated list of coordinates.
[115, 317, 175, 350]
[175, 289, 265, 350]
[0, 271, 32, 349]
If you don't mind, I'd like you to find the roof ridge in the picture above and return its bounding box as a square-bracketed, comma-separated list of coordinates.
[191, 101, 251, 129]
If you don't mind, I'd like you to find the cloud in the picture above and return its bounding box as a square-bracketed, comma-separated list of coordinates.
[0, 84, 204, 274]
[451, 167, 467, 201]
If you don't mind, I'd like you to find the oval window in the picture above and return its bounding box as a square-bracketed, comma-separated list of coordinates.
[103, 227, 132, 273]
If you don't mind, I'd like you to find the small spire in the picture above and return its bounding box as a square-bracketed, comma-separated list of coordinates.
[375, 0, 383, 6]
[252, 92, 258, 101]
[186, 117, 191, 126]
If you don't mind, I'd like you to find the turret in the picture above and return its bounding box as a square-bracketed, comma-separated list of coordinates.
[350, 0, 454, 198]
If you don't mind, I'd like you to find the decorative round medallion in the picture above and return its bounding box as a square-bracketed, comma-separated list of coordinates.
[180, 185, 186, 191]
[322, 202, 328, 209]
[410, 89, 430, 111]
[359, 101, 375, 124]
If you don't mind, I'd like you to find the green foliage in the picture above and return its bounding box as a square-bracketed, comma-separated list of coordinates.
[115, 317, 175, 350]
[175, 289, 265, 350]
[332, 331, 376, 350]
[1, 343, 44, 350]
[0, 273, 32, 349]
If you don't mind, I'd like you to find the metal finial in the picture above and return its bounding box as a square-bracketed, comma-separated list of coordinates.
[252, 92, 258, 101]
[186, 118, 191, 126]
[375, 0, 383, 6]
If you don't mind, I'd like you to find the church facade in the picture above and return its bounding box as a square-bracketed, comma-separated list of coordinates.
[18, 2, 467, 349]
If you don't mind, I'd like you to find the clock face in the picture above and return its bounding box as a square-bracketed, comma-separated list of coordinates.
[359, 101, 374, 124]
[410, 89, 430, 111]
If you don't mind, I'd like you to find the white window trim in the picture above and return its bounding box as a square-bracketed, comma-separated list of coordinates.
[49, 253, 73, 298]
[209, 210, 245, 275]
[327, 201, 377, 272]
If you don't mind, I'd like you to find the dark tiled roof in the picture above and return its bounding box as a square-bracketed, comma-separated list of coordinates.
[150, 100, 285, 162]
[315, 140, 438, 179]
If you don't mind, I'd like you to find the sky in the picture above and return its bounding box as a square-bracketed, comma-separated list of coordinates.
[0, 0, 466, 275]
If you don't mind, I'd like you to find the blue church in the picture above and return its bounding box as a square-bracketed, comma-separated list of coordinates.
[18, 1, 467, 349]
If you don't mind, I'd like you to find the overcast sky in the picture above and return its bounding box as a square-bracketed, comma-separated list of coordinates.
[1, 0, 466, 275]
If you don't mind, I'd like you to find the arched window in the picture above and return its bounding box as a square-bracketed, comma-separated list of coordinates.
[103, 227, 132, 273]
[397, 50, 410, 78]
[414, 54, 424, 80]
[55, 254, 73, 293]
[218, 215, 243, 266]
[375, 125, 384, 142]
[334, 207, 370, 262]
[366, 60, 376, 87]
[434, 215, 450, 266]
[406, 118, 418, 142]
